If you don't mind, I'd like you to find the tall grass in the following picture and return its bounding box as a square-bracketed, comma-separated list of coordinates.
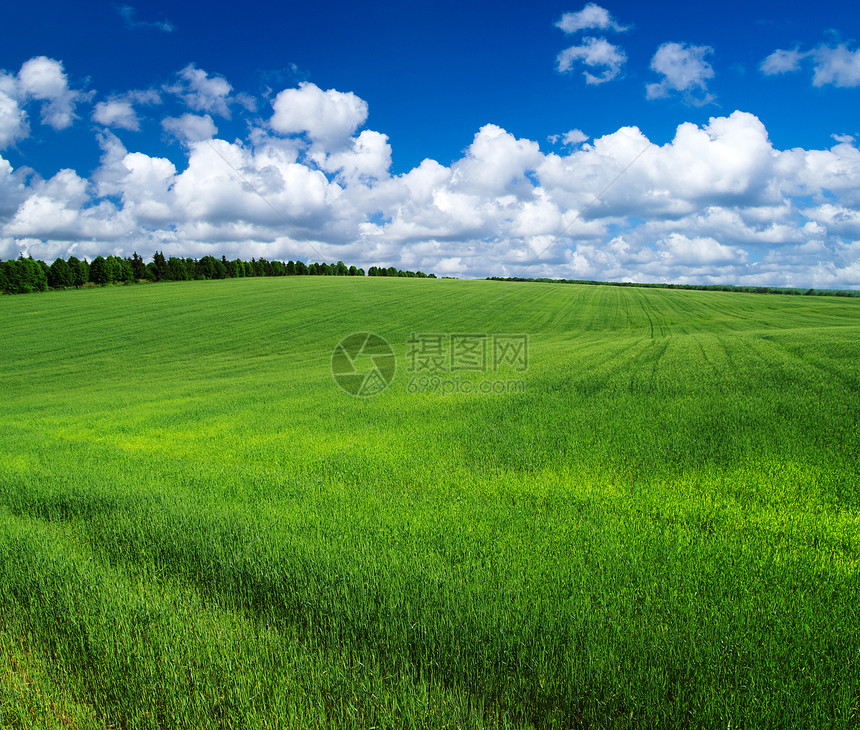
[1, 278, 858, 728]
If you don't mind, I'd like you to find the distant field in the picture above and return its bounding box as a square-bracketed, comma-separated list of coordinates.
[1, 277, 858, 728]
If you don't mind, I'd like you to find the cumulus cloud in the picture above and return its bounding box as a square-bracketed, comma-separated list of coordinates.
[315, 129, 392, 184]
[811, 44, 860, 87]
[659, 233, 748, 266]
[646, 42, 715, 104]
[91, 89, 161, 131]
[0, 56, 90, 148]
[2, 69, 860, 288]
[454, 124, 543, 197]
[270, 82, 368, 148]
[166, 64, 234, 117]
[557, 37, 627, 84]
[760, 47, 807, 75]
[0, 75, 28, 148]
[549, 129, 589, 147]
[3, 167, 124, 243]
[0, 154, 27, 217]
[760, 41, 860, 88]
[556, 4, 628, 34]
[17, 56, 87, 130]
[802, 203, 860, 237]
[91, 132, 177, 226]
[92, 100, 140, 130]
[162, 113, 218, 145]
[775, 133, 860, 205]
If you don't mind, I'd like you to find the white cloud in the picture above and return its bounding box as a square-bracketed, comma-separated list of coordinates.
[270, 82, 368, 149]
[557, 37, 627, 84]
[760, 41, 860, 88]
[2, 67, 860, 289]
[0, 56, 91, 147]
[454, 124, 543, 197]
[0, 75, 28, 148]
[550, 129, 589, 147]
[92, 100, 140, 130]
[811, 44, 860, 87]
[18, 57, 70, 100]
[91, 89, 161, 131]
[3, 168, 124, 242]
[116, 152, 177, 224]
[162, 113, 218, 145]
[775, 135, 860, 205]
[0, 154, 26, 217]
[170, 138, 341, 230]
[91, 132, 177, 226]
[17, 56, 85, 130]
[658, 233, 747, 265]
[801, 203, 860, 237]
[556, 4, 628, 34]
[315, 129, 392, 184]
[646, 42, 715, 104]
[760, 48, 806, 75]
[166, 64, 234, 117]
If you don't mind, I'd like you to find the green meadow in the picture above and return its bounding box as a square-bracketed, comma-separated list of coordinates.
[0, 277, 858, 728]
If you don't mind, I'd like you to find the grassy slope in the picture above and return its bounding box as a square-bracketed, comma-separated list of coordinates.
[0, 277, 858, 728]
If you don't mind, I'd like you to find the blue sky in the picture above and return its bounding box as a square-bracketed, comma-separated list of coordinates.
[1, 0, 859, 286]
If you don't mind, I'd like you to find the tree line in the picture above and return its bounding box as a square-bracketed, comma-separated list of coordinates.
[487, 276, 860, 298]
[0, 252, 436, 294]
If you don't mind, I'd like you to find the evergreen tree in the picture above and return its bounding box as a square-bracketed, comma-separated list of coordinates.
[129, 252, 146, 280]
[197, 256, 217, 279]
[152, 251, 168, 281]
[37, 260, 50, 284]
[116, 257, 135, 284]
[106, 256, 127, 283]
[167, 257, 188, 281]
[12, 257, 49, 293]
[1, 252, 431, 293]
[67, 256, 88, 287]
[89, 256, 110, 285]
[48, 258, 74, 288]
[1, 260, 25, 293]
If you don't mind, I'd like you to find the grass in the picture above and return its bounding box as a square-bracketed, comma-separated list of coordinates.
[0, 276, 858, 728]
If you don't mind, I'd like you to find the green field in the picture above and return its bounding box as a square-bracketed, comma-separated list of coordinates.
[1, 277, 858, 728]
